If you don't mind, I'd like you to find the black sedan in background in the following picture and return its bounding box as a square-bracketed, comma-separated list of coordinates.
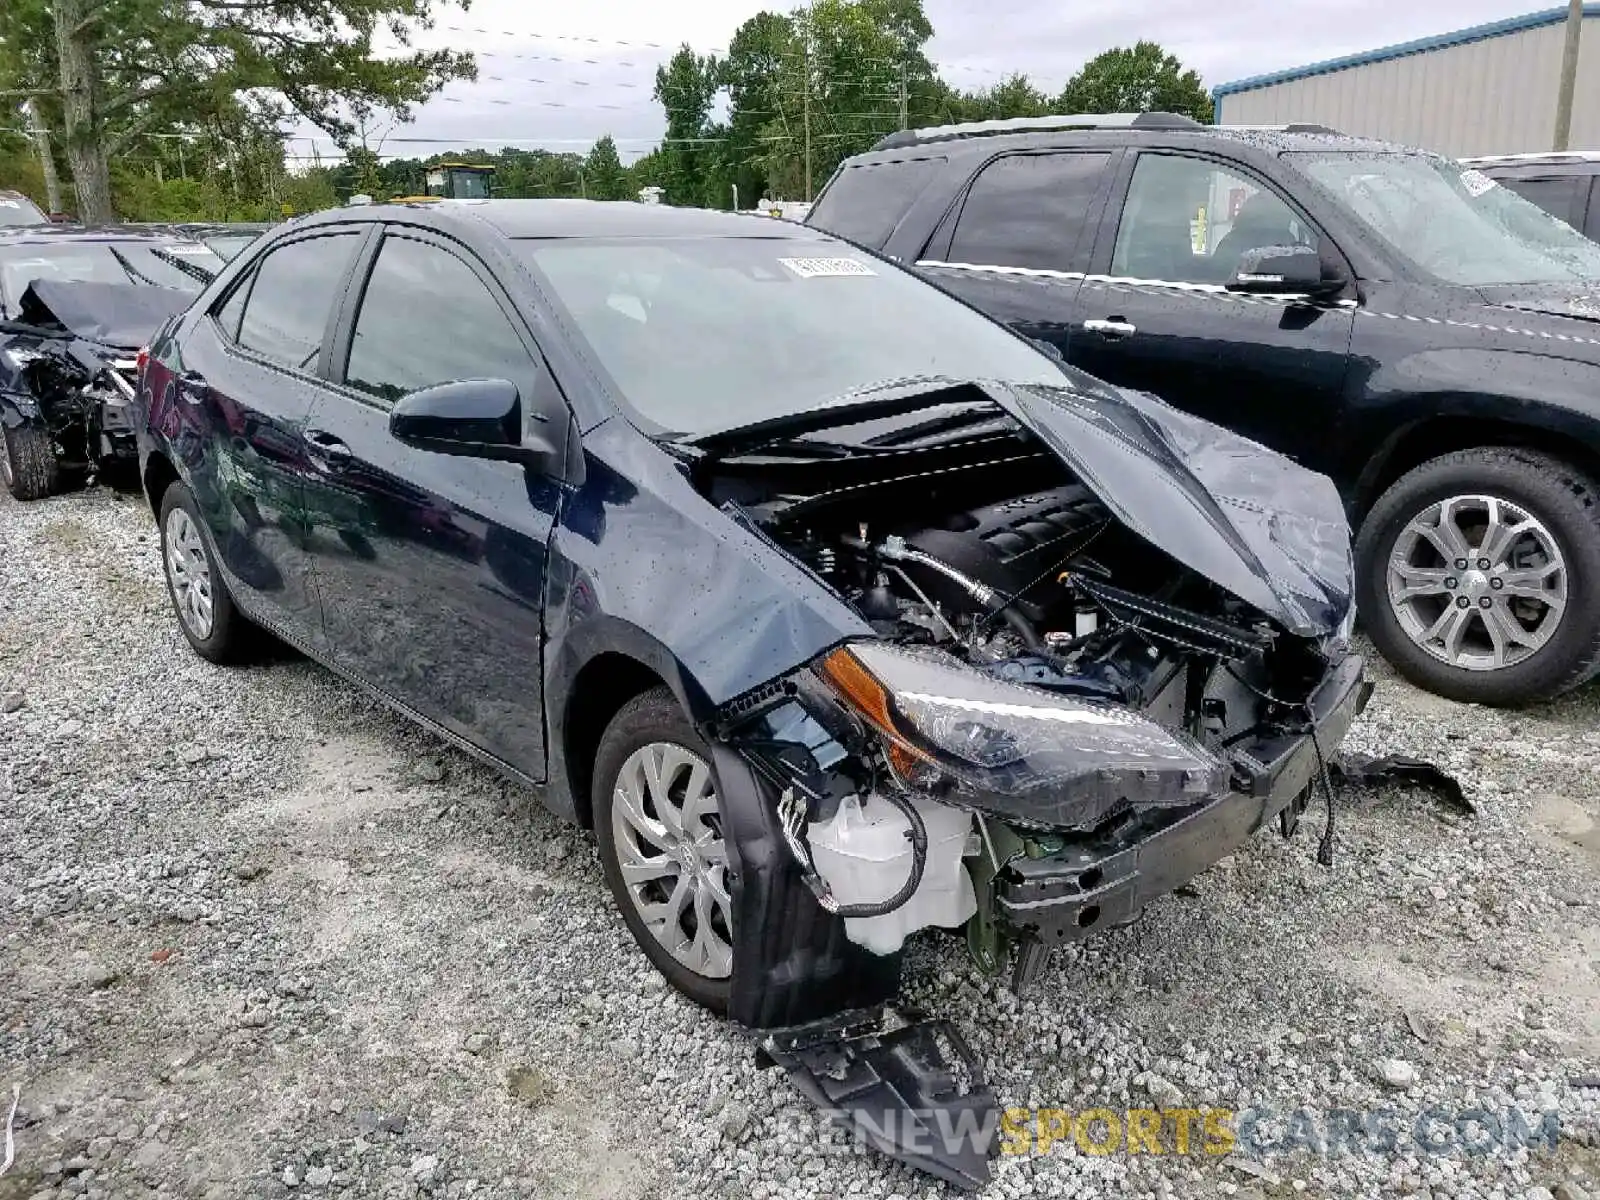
[133, 200, 1364, 1189]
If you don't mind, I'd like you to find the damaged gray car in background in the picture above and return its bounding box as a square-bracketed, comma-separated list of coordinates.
[0, 227, 219, 498]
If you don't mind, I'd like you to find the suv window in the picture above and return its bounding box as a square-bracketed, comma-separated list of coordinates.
[1499, 175, 1590, 230]
[1111, 153, 1317, 284]
[809, 158, 945, 249]
[946, 152, 1112, 271]
[235, 232, 360, 370]
[344, 234, 532, 405]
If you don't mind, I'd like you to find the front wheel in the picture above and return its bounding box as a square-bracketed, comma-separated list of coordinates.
[593, 687, 734, 1013]
[1356, 447, 1600, 705]
[158, 482, 252, 663]
[1, 422, 58, 501]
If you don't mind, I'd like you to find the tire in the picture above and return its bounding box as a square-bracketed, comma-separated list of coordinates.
[1, 422, 58, 501]
[1356, 447, 1600, 706]
[157, 481, 251, 664]
[592, 687, 733, 1013]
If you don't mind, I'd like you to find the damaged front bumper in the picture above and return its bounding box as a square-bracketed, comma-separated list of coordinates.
[993, 655, 1370, 954]
[712, 655, 1371, 1192]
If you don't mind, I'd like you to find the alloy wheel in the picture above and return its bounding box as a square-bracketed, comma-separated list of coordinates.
[1386, 493, 1567, 672]
[609, 741, 733, 980]
[164, 507, 216, 640]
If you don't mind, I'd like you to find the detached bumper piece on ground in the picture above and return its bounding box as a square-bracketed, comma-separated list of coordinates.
[0, 282, 190, 500]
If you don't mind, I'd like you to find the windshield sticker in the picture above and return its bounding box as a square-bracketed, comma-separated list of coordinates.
[162, 245, 216, 255]
[1460, 169, 1498, 198]
[778, 256, 876, 278]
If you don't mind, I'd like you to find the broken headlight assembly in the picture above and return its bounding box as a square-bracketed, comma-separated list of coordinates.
[816, 641, 1231, 830]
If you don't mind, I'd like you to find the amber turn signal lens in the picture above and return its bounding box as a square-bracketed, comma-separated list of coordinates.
[819, 645, 896, 734]
[819, 646, 935, 779]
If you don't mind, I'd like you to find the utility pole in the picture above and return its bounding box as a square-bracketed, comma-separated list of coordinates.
[898, 62, 909, 131]
[22, 101, 63, 213]
[1554, 0, 1585, 151]
[732, 182, 739, 211]
[802, 6, 813, 202]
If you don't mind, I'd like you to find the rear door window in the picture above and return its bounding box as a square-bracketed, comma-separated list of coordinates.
[808, 157, 945, 249]
[945, 152, 1113, 272]
[234, 232, 361, 372]
[1500, 174, 1590, 230]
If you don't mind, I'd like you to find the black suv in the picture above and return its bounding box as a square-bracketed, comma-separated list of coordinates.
[1466, 152, 1600, 242]
[808, 112, 1600, 706]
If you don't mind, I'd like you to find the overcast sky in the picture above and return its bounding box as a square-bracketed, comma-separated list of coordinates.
[295, 0, 1564, 165]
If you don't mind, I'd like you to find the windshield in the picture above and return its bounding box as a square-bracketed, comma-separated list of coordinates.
[0, 240, 222, 316]
[1288, 151, 1600, 286]
[521, 236, 1064, 435]
[0, 194, 48, 227]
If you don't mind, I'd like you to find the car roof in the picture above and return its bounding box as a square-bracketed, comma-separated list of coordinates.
[1464, 151, 1600, 168]
[839, 123, 1416, 169]
[291, 198, 840, 241]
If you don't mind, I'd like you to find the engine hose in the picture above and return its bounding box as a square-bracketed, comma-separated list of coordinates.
[1000, 604, 1046, 653]
[818, 789, 930, 919]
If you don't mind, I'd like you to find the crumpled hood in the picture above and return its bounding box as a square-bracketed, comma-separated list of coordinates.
[992, 380, 1354, 637]
[18, 280, 191, 350]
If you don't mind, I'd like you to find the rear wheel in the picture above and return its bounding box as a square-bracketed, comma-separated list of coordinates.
[1, 422, 58, 501]
[158, 481, 251, 663]
[592, 687, 733, 1013]
[1356, 447, 1600, 705]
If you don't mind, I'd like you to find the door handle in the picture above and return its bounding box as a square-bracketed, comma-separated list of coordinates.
[305, 429, 353, 468]
[1083, 317, 1137, 339]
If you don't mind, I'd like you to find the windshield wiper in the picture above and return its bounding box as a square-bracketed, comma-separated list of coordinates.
[149, 246, 216, 287]
[106, 245, 159, 287]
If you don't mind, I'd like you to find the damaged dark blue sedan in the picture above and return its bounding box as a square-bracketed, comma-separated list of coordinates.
[132, 200, 1368, 1190]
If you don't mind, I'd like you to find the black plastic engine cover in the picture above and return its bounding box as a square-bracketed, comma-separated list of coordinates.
[898, 484, 1104, 614]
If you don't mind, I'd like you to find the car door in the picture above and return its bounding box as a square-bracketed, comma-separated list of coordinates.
[172, 226, 368, 647]
[300, 226, 562, 778]
[915, 149, 1119, 357]
[1069, 150, 1357, 472]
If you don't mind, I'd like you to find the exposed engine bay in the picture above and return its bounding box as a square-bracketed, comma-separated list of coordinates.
[689, 389, 1367, 996]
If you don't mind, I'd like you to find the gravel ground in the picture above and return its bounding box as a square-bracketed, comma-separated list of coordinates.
[2, 485, 1598, 1200]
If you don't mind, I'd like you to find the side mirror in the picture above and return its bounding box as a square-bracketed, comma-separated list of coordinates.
[1227, 245, 1344, 296]
[389, 378, 571, 478]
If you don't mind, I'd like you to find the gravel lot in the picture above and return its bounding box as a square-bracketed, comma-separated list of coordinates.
[2, 485, 1598, 1200]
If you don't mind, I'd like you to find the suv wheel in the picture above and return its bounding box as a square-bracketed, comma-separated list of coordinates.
[593, 687, 733, 1013]
[1356, 447, 1600, 705]
[1, 422, 58, 501]
[158, 481, 251, 663]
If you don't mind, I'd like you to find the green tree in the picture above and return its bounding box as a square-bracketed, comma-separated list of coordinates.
[582, 134, 628, 200]
[758, 0, 937, 201]
[653, 44, 720, 206]
[718, 10, 796, 208]
[0, 0, 476, 223]
[1057, 42, 1213, 123]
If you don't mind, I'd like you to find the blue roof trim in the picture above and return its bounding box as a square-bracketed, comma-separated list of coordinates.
[1212, 3, 1600, 98]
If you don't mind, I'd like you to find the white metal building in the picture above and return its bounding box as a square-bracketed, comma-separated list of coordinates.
[1212, 4, 1600, 158]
